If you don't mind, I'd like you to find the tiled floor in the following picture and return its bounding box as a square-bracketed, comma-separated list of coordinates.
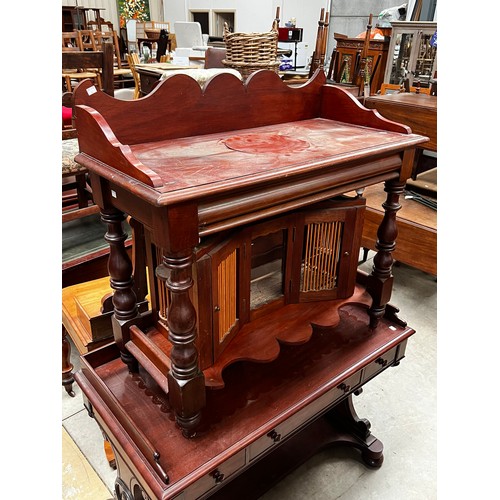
[62, 253, 437, 499]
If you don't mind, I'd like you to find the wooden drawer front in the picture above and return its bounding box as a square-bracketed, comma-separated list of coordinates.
[362, 345, 400, 382]
[179, 450, 246, 500]
[248, 371, 361, 461]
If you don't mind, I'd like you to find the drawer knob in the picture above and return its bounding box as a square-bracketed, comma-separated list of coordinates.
[268, 430, 281, 442]
[337, 383, 351, 393]
[211, 469, 225, 483]
[376, 357, 388, 367]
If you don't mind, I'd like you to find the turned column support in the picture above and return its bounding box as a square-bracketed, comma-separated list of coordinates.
[102, 208, 139, 372]
[62, 326, 75, 397]
[367, 179, 405, 328]
[156, 250, 206, 438]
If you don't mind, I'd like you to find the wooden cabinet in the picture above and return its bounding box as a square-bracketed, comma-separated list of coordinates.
[72, 69, 427, 497]
[383, 21, 437, 88]
[332, 33, 391, 95]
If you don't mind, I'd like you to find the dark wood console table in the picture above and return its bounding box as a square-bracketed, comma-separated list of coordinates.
[72, 69, 427, 497]
[362, 92, 437, 275]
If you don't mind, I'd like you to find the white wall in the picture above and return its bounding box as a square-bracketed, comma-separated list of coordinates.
[163, 0, 329, 67]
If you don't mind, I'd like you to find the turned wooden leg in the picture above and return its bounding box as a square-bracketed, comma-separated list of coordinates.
[102, 208, 139, 372]
[157, 251, 206, 438]
[62, 326, 75, 397]
[327, 394, 384, 468]
[367, 179, 404, 328]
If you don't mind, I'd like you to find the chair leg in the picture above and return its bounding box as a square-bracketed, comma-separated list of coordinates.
[62, 326, 75, 397]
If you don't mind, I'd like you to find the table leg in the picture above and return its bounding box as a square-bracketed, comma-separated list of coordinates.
[102, 208, 139, 373]
[62, 326, 75, 397]
[367, 179, 404, 328]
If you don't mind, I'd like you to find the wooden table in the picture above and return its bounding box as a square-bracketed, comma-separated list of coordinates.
[72, 70, 427, 497]
[362, 92, 437, 275]
[364, 93, 437, 152]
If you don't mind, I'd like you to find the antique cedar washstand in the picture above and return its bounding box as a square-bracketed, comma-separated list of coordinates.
[73, 69, 428, 498]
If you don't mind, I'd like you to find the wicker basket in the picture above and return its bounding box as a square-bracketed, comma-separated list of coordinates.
[145, 28, 161, 39]
[222, 21, 279, 79]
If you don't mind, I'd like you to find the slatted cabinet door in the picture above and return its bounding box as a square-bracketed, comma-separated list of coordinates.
[291, 197, 366, 302]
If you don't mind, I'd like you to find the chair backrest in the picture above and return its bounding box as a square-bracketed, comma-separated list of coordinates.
[126, 53, 141, 99]
[204, 47, 227, 69]
[77, 30, 97, 51]
[62, 31, 80, 51]
[174, 21, 204, 48]
[154, 21, 170, 32]
[94, 30, 123, 69]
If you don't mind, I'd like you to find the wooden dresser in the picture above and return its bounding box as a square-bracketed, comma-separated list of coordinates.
[72, 70, 427, 498]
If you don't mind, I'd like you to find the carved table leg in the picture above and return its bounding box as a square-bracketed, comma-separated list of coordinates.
[62, 326, 75, 397]
[102, 208, 139, 373]
[367, 179, 405, 328]
[156, 251, 206, 438]
[326, 393, 384, 468]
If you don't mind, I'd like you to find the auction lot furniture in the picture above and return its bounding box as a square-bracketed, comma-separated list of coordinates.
[362, 91, 437, 275]
[72, 69, 427, 498]
[383, 21, 437, 89]
[331, 32, 390, 95]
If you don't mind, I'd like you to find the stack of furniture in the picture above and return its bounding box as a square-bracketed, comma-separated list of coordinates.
[62, 43, 114, 223]
[71, 68, 427, 498]
[62, 29, 131, 91]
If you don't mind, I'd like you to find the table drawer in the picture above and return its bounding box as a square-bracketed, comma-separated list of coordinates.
[362, 343, 403, 382]
[178, 449, 246, 500]
[248, 371, 361, 461]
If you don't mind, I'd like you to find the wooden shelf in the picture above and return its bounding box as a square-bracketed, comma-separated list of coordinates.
[76, 304, 414, 499]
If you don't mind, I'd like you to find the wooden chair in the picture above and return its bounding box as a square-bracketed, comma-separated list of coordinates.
[94, 30, 133, 86]
[380, 83, 431, 95]
[126, 52, 141, 99]
[62, 44, 114, 223]
[63, 31, 101, 91]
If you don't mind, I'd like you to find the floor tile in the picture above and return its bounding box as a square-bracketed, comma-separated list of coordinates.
[62, 427, 113, 499]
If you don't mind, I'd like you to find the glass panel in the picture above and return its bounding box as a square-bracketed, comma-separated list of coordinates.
[250, 230, 286, 310]
[413, 32, 437, 87]
[388, 32, 414, 84]
[339, 54, 353, 83]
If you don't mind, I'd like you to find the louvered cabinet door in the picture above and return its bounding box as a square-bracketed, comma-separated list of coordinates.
[293, 198, 365, 302]
[207, 237, 245, 361]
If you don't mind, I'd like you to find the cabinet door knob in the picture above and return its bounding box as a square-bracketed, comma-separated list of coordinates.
[375, 357, 388, 367]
